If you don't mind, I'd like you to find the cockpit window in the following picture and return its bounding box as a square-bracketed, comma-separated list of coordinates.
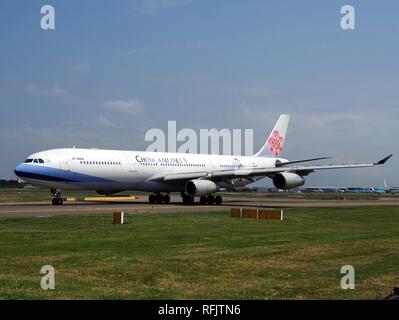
[33, 159, 38, 163]
[38, 159, 44, 163]
[25, 159, 33, 163]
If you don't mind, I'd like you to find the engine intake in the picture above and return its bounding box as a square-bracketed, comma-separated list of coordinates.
[273, 172, 305, 189]
[185, 179, 219, 196]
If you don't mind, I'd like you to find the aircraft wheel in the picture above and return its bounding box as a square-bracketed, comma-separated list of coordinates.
[182, 195, 194, 205]
[52, 198, 63, 205]
[200, 196, 207, 205]
[207, 195, 215, 205]
[163, 194, 170, 204]
[156, 194, 163, 204]
[149, 194, 156, 204]
[215, 195, 222, 205]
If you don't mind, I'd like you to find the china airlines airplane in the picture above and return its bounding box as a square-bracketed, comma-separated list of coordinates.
[14, 115, 392, 205]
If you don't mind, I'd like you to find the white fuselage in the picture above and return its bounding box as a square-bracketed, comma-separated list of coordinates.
[14, 148, 283, 194]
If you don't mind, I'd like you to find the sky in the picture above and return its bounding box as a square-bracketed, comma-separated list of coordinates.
[0, 0, 398, 187]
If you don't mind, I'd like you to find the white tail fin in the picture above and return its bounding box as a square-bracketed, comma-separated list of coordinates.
[254, 114, 290, 157]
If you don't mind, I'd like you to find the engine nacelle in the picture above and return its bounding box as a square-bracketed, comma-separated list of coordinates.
[273, 172, 305, 189]
[185, 179, 219, 196]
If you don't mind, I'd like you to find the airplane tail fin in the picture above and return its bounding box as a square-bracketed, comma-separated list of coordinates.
[254, 114, 290, 157]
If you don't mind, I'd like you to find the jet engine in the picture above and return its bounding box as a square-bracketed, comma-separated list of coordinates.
[185, 179, 219, 196]
[272, 172, 305, 189]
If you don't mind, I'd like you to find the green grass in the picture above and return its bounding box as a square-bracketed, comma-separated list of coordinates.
[0, 207, 398, 300]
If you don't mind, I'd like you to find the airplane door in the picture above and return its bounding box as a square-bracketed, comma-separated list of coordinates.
[128, 157, 137, 172]
[59, 159, 70, 171]
[208, 155, 216, 173]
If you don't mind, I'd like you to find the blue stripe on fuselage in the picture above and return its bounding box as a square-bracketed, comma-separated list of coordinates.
[14, 163, 114, 183]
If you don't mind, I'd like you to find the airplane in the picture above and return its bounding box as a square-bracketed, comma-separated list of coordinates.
[384, 179, 399, 194]
[14, 114, 393, 205]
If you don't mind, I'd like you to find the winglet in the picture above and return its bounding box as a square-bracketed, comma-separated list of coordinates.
[374, 154, 393, 165]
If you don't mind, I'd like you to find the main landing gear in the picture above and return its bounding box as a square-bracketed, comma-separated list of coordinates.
[50, 188, 63, 205]
[185, 193, 223, 205]
[199, 195, 223, 205]
[182, 194, 195, 205]
[147, 193, 223, 205]
[148, 193, 170, 204]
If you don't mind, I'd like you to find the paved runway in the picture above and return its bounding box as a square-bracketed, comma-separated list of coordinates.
[0, 195, 398, 218]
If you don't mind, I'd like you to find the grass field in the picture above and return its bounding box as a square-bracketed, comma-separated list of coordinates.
[0, 206, 398, 300]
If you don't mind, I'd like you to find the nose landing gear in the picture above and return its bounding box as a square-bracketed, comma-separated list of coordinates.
[50, 188, 64, 205]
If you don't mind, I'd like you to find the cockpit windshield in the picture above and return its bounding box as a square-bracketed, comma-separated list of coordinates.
[25, 158, 44, 164]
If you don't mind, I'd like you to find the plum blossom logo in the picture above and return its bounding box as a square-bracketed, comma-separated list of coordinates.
[268, 130, 283, 156]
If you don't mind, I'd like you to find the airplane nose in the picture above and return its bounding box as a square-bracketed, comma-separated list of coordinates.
[14, 164, 24, 177]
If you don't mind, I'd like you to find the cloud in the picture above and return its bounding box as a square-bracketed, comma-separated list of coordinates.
[96, 116, 117, 128]
[103, 99, 145, 115]
[307, 112, 363, 127]
[133, 0, 192, 14]
[27, 84, 68, 96]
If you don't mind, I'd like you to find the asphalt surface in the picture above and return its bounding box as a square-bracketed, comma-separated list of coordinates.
[1, 195, 399, 218]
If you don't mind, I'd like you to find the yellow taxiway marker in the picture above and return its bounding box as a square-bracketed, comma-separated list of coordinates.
[65, 195, 138, 202]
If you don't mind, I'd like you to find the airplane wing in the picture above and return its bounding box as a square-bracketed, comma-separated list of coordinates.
[148, 154, 393, 183]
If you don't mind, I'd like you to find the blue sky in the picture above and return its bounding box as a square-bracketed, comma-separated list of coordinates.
[0, 0, 398, 187]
